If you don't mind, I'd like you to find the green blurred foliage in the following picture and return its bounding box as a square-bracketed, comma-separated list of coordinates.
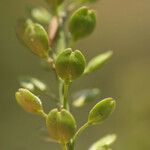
[0, 0, 150, 150]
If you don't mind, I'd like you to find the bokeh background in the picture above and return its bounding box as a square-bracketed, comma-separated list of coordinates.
[0, 0, 150, 150]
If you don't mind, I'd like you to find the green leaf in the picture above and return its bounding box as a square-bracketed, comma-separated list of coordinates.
[55, 48, 86, 82]
[72, 88, 100, 107]
[69, 6, 96, 41]
[46, 108, 77, 144]
[88, 98, 116, 125]
[20, 76, 47, 92]
[31, 78, 47, 91]
[89, 134, 117, 150]
[81, 0, 99, 3]
[31, 7, 51, 24]
[85, 51, 113, 74]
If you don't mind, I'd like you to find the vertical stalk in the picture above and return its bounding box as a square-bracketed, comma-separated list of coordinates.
[59, 79, 64, 105]
[67, 140, 75, 150]
[63, 81, 70, 110]
[62, 143, 68, 150]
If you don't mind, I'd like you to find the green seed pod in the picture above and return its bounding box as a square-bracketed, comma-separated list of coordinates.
[17, 19, 49, 58]
[55, 48, 86, 82]
[15, 88, 43, 115]
[88, 98, 116, 125]
[46, 108, 76, 144]
[69, 6, 96, 41]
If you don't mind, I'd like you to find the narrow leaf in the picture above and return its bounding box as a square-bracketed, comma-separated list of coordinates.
[89, 134, 117, 150]
[72, 88, 100, 107]
[85, 51, 113, 74]
[31, 7, 51, 25]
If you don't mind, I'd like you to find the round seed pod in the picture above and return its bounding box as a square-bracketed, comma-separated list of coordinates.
[15, 88, 43, 115]
[46, 108, 77, 144]
[55, 48, 86, 82]
[69, 6, 96, 41]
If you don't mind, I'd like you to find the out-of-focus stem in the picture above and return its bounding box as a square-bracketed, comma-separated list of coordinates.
[63, 81, 70, 110]
[63, 143, 68, 150]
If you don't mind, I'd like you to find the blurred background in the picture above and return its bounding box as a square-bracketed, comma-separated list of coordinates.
[0, 0, 150, 150]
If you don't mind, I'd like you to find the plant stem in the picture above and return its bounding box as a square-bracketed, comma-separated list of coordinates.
[59, 79, 64, 104]
[63, 143, 68, 150]
[63, 81, 70, 110]
[39, 110, 48, 119]
[67, 140, 75, 150]
[69, 38, 75, 49]
[66, 122, 90, 150]
[73, 122, 90, 141]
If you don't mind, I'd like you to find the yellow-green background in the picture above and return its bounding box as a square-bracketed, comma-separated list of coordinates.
[0, 0, 150, 149]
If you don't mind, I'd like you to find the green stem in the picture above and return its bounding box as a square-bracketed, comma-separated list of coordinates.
[38, 110, 48, 119]
[67, 140, 75, 150]
[63, 81, 70, 110]
[73, 122, 90, 141]
[66, 122, 90, 150]
[69, 38, 76, 49]
[59, 79, 64, 105]
[62, 143, 68, 150]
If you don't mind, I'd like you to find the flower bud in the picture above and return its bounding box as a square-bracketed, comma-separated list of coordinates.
[55, 48, 86, 82]
[85, 51, 113, 74]
[69, 6, 96, 41]
[17, 20, 49, 58]
[88, 98, 116, 125]
[46, 108, 76, 144]
[15, 88, 43, 115]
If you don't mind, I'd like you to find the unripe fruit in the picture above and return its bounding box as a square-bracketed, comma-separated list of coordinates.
[46, 108, 76, 144]
[55, 48, 86, 82]
[24, 21, 49, 58]
[17, 20, 49, 58]
[15, 88, 43, 115]
[69, 6, 96, 41]
[88, 98, 116, 125]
